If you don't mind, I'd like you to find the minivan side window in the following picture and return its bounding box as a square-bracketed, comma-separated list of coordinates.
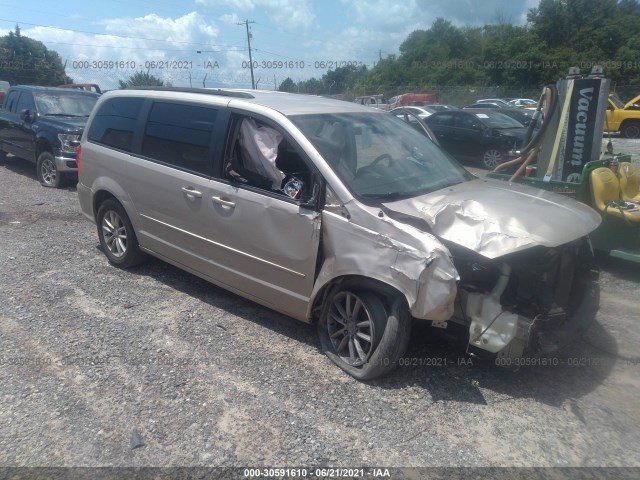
[87, 97, 145, 152]
[141, 102, 217, 175]
[224, 115, 313, 201]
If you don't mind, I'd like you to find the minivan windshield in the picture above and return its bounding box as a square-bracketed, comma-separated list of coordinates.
[290, 112, 473, 202]
[34, 93, 97, 117]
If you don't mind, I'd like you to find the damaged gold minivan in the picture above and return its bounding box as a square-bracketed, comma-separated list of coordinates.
[77, 88, 601, 380]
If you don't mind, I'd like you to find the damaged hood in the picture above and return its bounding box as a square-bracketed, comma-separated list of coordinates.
[382, 178, 601, 259]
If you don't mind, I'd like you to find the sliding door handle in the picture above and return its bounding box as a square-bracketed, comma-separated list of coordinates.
[211, 196, 236, 208]
[181, 187, 203, 198]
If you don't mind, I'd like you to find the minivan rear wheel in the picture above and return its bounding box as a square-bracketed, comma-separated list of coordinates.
[318, 288, 411, 380]
[96, 199, 146, 268]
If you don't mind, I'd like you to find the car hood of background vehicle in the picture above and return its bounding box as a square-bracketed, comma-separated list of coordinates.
[39, 115, 88, 131]
[382, 178, 601, 259]
[493, 127, 527, 140]
[624, 94, 640, 110]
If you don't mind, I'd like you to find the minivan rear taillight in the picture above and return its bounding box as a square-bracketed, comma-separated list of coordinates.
[76, 144, 82, 173]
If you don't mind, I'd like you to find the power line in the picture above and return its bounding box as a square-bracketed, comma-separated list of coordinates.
[15, 39, 246, 53]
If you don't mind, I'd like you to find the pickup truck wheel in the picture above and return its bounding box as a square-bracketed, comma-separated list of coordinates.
[37, 151, 63, 188]
[96, 199, 146, 268]
[481, 148, 503, 169]
[622, 122, 640, 139]
[318, 288, 411, 380]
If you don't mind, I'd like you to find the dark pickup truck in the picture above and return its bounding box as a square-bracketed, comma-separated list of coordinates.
[0, 86, 99, 187]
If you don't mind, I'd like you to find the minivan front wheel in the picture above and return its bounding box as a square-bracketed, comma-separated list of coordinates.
[96, 199, 146, 268]
[318, 288, 411, 380]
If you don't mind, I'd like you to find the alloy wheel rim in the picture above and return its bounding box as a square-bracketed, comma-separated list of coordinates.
[483, 150, 502, 168]
[327, 292, 375, 367]
[102, 210, 128, 258]
[41, 158, 57, 185]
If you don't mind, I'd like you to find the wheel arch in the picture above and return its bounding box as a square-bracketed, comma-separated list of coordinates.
[309, 274, 410, 324]
[93, 189, 118, 218]
[89, 181, 140, 232]
[35, 134, 53, 161]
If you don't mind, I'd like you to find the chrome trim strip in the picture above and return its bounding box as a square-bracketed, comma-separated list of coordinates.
[140, 213, 306, 278]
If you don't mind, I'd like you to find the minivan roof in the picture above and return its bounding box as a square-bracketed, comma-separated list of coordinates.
[112, 87, 381, 116]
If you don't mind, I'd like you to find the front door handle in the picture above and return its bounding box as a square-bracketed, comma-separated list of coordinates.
[211, 196, 236, 208]
[181, 187, 203, 198]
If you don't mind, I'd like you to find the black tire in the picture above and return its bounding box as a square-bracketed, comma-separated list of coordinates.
[36, 151, 64, 188]
[622, 121, 640, 139]
[96, 199, 146, 268]
[0, 149, 6, 165]
[318, 287, 411, 380]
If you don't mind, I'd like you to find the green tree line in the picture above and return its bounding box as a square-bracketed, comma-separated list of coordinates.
[279, 0, 640, 97]
[0, 26, 71, 85]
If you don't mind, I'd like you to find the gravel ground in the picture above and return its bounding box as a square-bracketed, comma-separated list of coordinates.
[1, 148, 640, 475]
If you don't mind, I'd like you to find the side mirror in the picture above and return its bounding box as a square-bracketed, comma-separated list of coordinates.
[20, 109, 33, 123]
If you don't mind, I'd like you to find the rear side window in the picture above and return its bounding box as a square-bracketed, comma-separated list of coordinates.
[4, 90, 20, 113]
[16, 92, 35, 114]
[141, 102, 217, 175]
[428, 112, 454, 126]
[455, 113, 477, 129]
[88, 97, 145, 152]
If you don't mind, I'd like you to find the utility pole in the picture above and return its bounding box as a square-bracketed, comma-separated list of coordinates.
[238, 19, 256, 89]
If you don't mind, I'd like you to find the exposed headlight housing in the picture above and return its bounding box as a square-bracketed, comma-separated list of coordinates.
[58, 134, 81, 154]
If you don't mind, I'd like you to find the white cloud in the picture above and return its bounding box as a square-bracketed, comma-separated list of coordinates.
[17, 12, 226, 89]
[220, 13, 241, 25]
[100, 12, 218, 44]
[198, 0, 315, 28]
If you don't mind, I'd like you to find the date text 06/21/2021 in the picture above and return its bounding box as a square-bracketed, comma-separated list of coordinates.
[67, 59, 368, 71]
[70, 60, 211, 70]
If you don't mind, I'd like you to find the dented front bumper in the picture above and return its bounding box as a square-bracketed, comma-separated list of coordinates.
[460, 258, 600, 362]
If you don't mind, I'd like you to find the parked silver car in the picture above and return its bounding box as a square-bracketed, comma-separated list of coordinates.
[77, 88, 601, 380]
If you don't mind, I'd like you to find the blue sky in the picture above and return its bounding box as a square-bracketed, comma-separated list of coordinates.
[0, 0, 540, 89]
